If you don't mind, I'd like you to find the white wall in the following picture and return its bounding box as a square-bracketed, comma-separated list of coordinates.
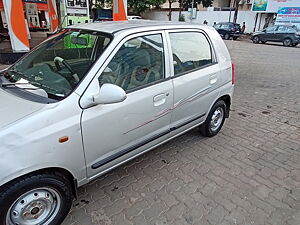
[143, 10, 269, 33]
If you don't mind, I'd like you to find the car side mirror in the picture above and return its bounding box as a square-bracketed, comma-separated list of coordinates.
[93, 83, 127, 105]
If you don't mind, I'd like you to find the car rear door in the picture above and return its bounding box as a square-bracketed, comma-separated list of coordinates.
[80, 31, 174, 178]
[166, 29, 220, 134]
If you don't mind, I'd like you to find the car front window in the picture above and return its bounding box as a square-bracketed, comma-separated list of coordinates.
[0, 29, 112, 100]
[266, 26, 277, 32]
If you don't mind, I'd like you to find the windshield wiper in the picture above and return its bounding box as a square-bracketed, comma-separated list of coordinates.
[1, 82, 41, 90]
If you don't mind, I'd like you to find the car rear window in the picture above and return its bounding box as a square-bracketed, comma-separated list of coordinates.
[169, 32, 213, 76]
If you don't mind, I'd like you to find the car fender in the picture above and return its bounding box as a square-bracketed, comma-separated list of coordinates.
[0, 93, 87, 188]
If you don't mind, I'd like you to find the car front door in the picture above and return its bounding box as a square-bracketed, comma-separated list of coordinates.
[274, 26, 287, 42]
[264, 25, 278, 41]
[166, 30, 220, 134]
[81, 32, 174, 178]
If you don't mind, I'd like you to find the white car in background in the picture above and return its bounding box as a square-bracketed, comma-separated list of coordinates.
[127, 15, 142, 20]
[0, 21, 234, 225]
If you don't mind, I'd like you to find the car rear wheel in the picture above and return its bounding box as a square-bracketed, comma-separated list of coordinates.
[0, 172, 73, 225]
[200, 100, 226, 137]
[283, 38, 292, 47]
[252, 36, 260, 44]
[224, 33, 230, 40]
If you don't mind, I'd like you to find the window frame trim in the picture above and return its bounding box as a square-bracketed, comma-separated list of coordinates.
[95, 30, 170, 94]
[165, 29, 218, 78]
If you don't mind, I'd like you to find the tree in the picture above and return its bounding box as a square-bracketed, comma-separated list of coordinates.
[178, 0, 214, 20]
[179, 0, 214, 10]
[167, 0, 177, 21]
[232, 0, 241, 23]
[127, 0, 166, 14]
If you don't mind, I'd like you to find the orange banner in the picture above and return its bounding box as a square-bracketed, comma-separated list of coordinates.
[113, 0, 127, 21]
[3, 0, 30, 52]
[48, 0, 58, 32]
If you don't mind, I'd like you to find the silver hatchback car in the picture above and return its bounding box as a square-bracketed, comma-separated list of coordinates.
[0, 21, 234, 225]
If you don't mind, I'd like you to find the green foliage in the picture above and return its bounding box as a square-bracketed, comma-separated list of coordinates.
[179, 0, 214, 9]
[179, 14, 185, 21]
[128, 0, 166, 14]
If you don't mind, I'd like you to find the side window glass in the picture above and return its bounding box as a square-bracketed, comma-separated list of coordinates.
[169, 32, 213, 76]
[277, 26, 287, 32]
[286, 27, 295, 33]
[98, 34, 165, 91]
[266, 26, 277, 32]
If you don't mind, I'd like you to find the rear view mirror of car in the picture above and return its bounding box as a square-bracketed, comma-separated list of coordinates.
[71, 36, 88, 46]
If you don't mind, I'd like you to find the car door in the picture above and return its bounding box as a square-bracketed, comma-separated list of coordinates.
[166, 30, 220, 133]
[274, 26, 287, 42]
[264, 25, 278, 41]
[81, 32, 174, 178]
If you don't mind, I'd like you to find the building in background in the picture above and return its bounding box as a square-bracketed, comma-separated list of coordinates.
[0, 0, 51, 31]
[144, 0, 300, 33]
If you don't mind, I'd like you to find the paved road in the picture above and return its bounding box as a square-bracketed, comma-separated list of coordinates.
[62, 40, 300, 225]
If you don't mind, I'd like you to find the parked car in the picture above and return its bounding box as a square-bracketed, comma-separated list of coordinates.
[0, 21, 234, 225]
[213, 22, 242, 40]
[0, 28, 9, 43]
[251, 25, 300, 47]
[127, 15, 142, 20]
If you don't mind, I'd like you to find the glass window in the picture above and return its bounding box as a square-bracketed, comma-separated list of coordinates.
[286, 27, 296, 33]
[99, 34, 165, 92]
[277, 26, 287, 32]
[1, 29, 111, 100]
[169, 32, 213, 76]
[266, 26, 277, 32]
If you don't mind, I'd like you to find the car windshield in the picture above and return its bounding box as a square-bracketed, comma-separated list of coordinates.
[0, 29, 112, 100]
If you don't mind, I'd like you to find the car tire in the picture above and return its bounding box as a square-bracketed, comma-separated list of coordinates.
[224, 33, 230, 40]
[252, 36, 260, 44]
[261, 41, 266, 44]
[200, 100, 226, 137]
[292, 43, 298, 47]
[283, 38, 292, 47]
[233, 36, 238, 40]
[0, 172, 73, 225]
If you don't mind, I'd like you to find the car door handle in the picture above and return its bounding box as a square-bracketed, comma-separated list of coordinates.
[153, 93, 167, 107]
[210, 74, 218, 85]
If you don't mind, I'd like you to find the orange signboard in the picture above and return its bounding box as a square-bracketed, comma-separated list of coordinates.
[3, 0, 30, 52]
[113, 0, 127, 21]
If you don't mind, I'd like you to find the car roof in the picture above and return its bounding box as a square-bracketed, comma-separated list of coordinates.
[218, 22, 239, 25]
[68, 20, 210, 34]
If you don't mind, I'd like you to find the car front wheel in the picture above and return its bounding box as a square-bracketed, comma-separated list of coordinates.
[283, 38, 292, 47]
[200, 100, 226, 137]
[224, 33, 230, 40]
[0, 172, 73, 225]
[252, 36, 260, 44]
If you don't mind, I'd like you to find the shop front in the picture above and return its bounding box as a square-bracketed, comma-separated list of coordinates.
[23, 0, 50, 30]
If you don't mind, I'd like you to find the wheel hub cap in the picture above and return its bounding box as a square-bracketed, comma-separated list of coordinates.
[6, 188, 61, 225]
[210, 107, 224, 132]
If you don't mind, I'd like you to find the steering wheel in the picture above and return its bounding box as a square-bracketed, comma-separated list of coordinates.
[54, 56, 80, 83]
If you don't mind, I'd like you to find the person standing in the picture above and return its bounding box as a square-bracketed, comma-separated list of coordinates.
[241, 22, 246, 33]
